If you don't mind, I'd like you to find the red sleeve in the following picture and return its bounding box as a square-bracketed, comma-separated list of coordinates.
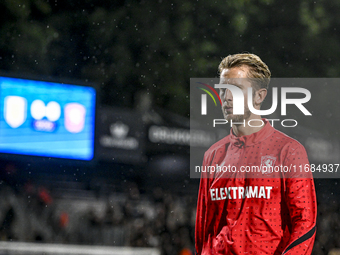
[282, 143, 317, 255]
[195, 176, 207, 255]
[195, 151, 214, 255]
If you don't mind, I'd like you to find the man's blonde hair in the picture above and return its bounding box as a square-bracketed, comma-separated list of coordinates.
[218, 53, 271, 90]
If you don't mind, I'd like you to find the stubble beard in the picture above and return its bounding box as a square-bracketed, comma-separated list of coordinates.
[224, 108, 252, 123]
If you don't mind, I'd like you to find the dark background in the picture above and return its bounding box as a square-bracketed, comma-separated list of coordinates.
[2, 0, 340, 118]
[0, 1, 339, 255]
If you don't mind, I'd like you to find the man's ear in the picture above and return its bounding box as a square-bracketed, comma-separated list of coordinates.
[254, 88, 267, 106]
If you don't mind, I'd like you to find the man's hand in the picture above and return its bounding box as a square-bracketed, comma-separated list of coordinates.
[201, 233, 230, 255]
[213, 234, 227, 254]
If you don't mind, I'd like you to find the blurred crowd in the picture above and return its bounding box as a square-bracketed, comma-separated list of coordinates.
[0, 164, 339, 255]
[0, 175, 196, 255]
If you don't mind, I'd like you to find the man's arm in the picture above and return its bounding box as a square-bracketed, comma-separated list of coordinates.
[195, 150, 216, 255]
[282, 143, 317, 255]
[195, 176, 207, 255]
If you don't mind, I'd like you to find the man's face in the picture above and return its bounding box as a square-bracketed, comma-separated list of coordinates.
[219, 66, 253, 122]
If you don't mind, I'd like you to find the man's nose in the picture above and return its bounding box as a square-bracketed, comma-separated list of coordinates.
[224, 89, 233, 101]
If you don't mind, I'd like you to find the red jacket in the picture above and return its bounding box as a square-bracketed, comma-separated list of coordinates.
[195, 120, 317, 255]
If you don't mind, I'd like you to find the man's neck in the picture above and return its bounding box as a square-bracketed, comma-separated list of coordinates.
[232, 115, 264, 137]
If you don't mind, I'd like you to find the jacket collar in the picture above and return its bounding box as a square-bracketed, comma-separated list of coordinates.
[229, 119, 274, 147]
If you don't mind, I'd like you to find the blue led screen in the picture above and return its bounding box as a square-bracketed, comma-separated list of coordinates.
[0, 76, 96, 160]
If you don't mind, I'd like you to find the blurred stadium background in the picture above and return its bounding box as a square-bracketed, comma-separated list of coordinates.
[0, 1, 339, 255]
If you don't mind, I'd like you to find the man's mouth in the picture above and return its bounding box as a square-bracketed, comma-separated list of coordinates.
[223, 105, 233, 113]
[223, 106, 233, 114]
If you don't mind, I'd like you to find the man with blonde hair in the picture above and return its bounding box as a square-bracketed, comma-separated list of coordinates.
[195, 53, 317, 255]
